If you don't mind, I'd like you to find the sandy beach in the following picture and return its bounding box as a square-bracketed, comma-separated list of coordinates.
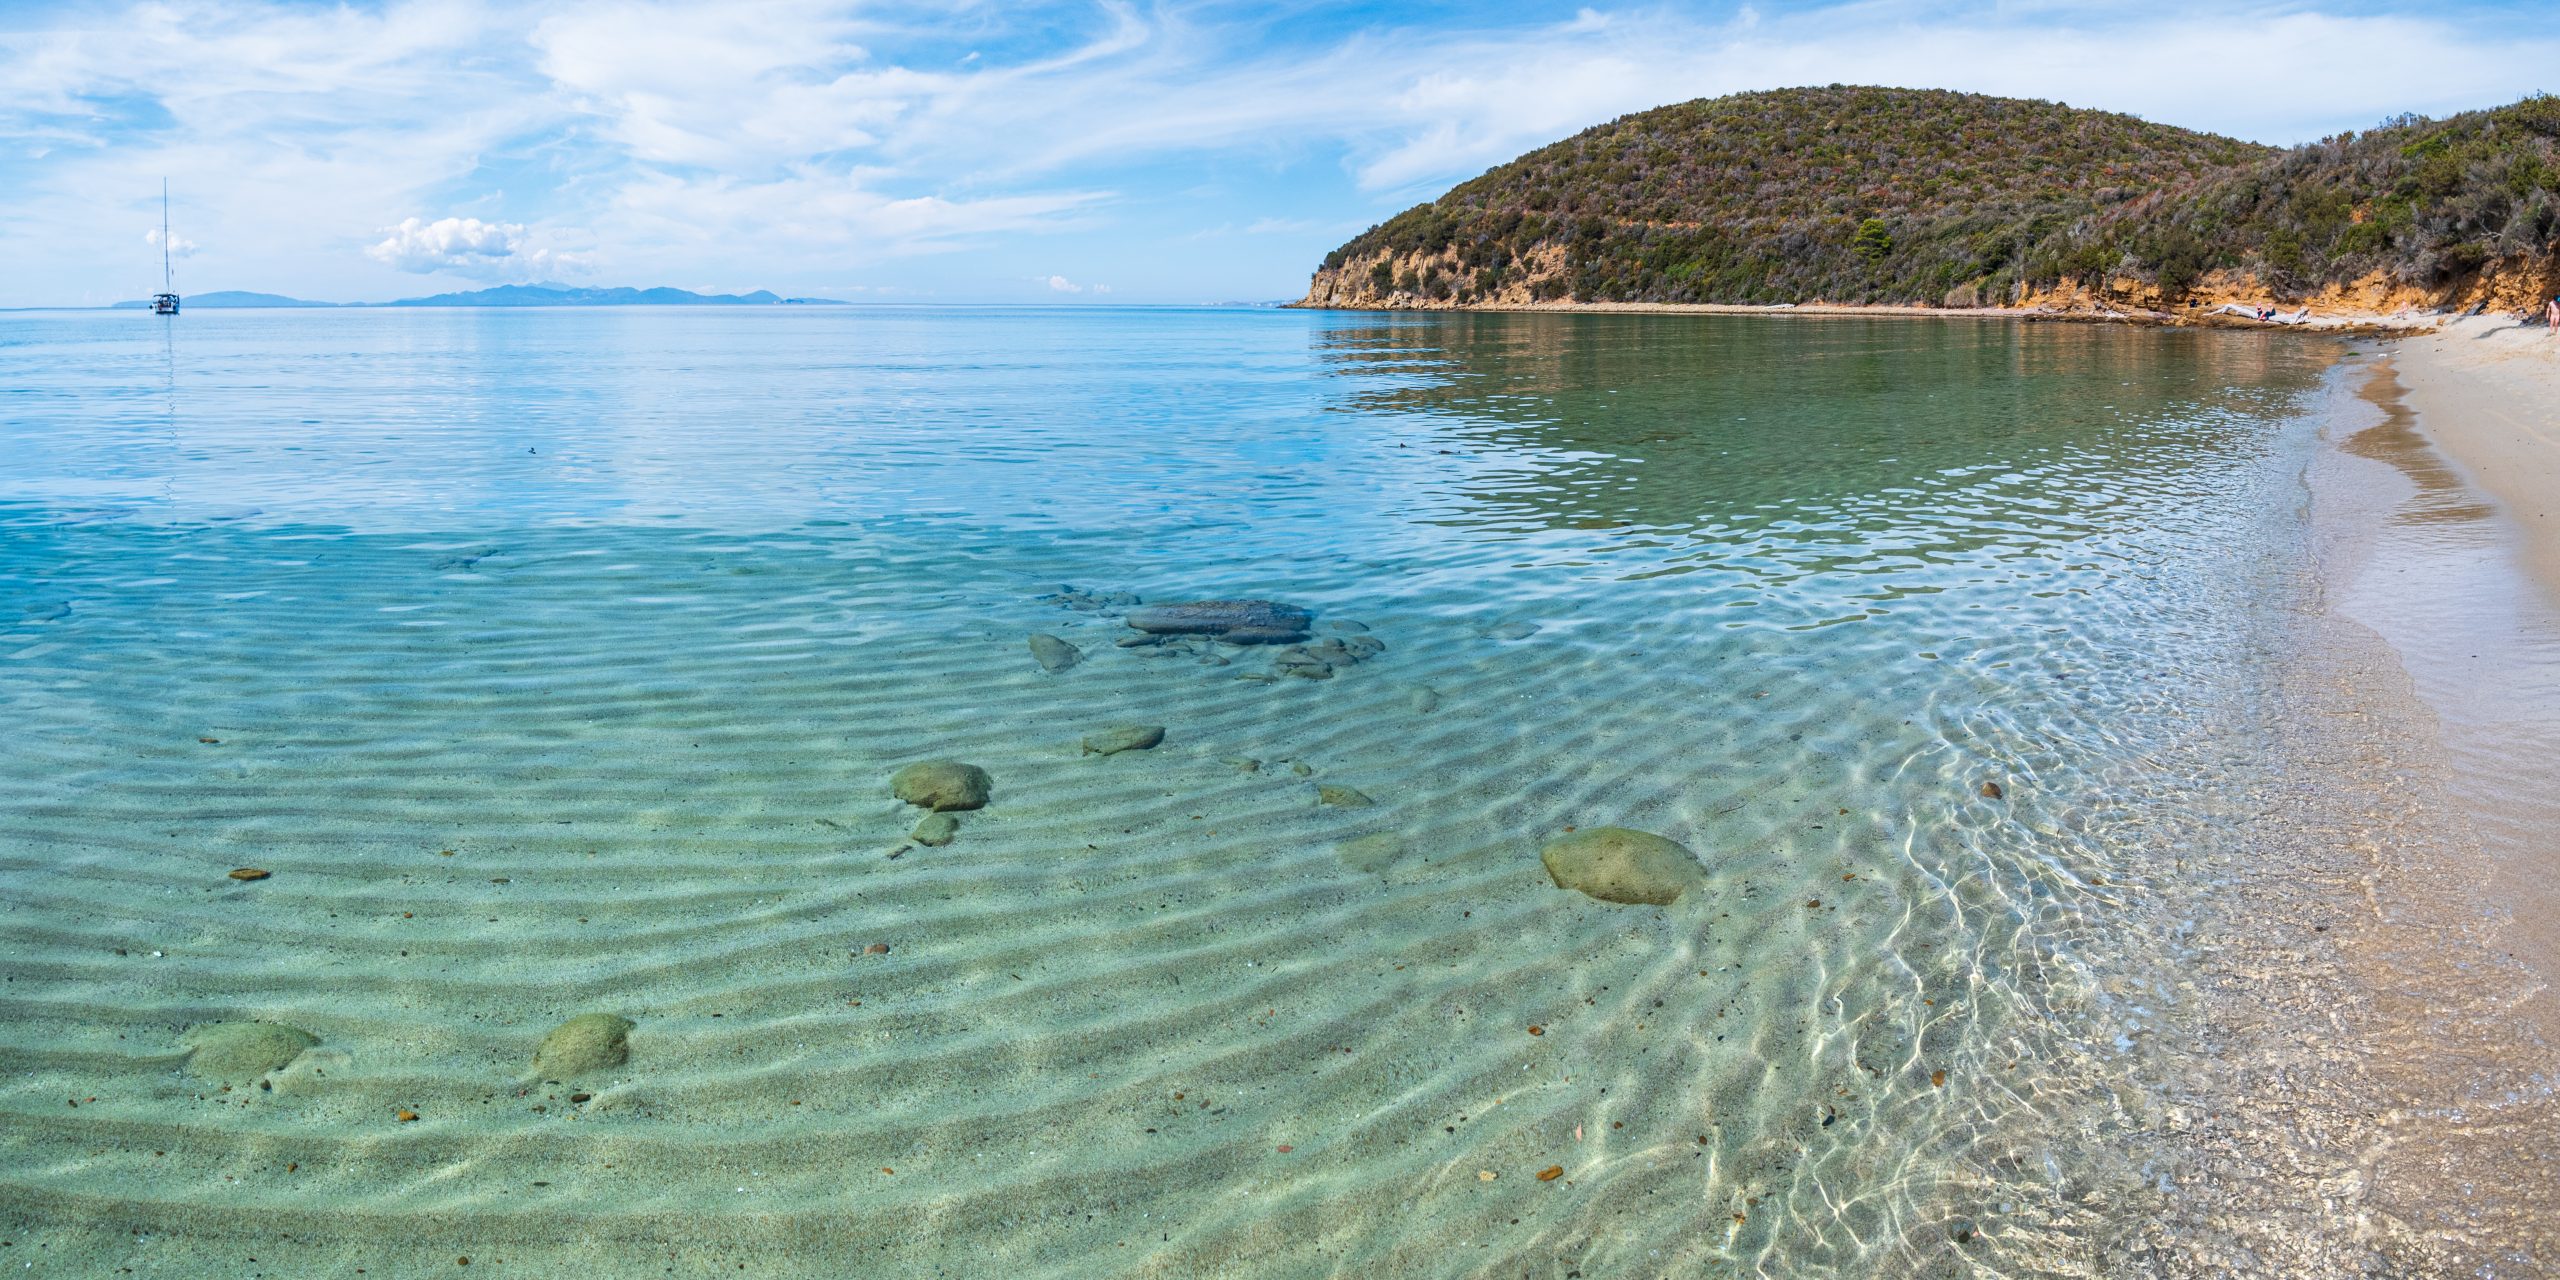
[2205, 314, 2560, 1272]
[2371, 317, 2560, 1015]
[2394, 316, 2560, 598]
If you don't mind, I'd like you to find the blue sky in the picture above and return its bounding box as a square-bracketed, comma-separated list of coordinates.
[3, 0, 2555, 306]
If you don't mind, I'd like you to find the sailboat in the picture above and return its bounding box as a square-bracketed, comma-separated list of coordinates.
[151, 180, 180, 316]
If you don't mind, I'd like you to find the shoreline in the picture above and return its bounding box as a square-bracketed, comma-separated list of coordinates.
[1288, 296, 2445, 336]
[2375, 319, 2560, 1021]
[2208, 329, 2560, 1270]
[2391, 316, 2560, 605]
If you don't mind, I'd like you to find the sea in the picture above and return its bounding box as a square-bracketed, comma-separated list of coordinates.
[0, 305, 2355, 1276]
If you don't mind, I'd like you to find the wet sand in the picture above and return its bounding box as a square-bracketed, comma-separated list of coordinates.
[2191, 335, 2560, 1274]
[2374, 322, 2560, 1018]
[2393, 316, 2560, 604]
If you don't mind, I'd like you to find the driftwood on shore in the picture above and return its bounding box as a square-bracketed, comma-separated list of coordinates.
[2206, 303, 2310, 325]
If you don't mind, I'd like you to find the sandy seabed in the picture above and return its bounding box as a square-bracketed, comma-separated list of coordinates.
[6, 310, 2560, 1277]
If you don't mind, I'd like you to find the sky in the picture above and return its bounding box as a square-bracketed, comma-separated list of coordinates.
[3, 0, 2556, 307]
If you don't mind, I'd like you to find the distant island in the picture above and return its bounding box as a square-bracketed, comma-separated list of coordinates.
[112, 290, 340, 309]
[1301, 85, 2560, 318]
[112, 283, 846, 309]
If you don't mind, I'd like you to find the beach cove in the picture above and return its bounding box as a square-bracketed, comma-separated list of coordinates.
[0, 305, 2556, 1276]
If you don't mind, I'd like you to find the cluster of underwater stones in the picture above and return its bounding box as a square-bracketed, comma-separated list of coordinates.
[1027, 590, 1384, 681]
[178, 586, 1717, 1101]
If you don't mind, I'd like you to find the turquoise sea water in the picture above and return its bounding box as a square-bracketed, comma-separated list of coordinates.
[0, 307, 2334, 1276]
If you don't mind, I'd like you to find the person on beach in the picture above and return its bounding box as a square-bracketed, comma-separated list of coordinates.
[2547, 295, 2558, 335]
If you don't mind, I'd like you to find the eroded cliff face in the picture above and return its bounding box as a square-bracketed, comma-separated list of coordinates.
[2024, 262, 2560, 317]
[1300, 244, 1572, 310]
[1302, 251, 2560, 320]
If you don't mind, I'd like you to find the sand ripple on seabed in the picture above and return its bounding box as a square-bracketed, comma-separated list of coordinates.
[0, 523, 2255, 1278]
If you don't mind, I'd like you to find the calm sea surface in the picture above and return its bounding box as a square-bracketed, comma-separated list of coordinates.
[0, 307, 2335, 1276]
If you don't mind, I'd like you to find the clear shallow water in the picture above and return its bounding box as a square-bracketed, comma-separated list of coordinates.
[0, 308, 2334, 1276]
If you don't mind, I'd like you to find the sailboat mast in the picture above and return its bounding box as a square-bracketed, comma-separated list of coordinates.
[151, 181, 181, 314]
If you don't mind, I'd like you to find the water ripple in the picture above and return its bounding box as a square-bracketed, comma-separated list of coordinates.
[0, 308, 2339, 1276]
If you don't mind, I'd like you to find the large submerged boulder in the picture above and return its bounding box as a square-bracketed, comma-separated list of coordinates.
[1124, 600, 1312, 645]
[1539, 827, 1706, 906]
[1337, 832, 1408, 874]
[891, 760, 993, 811]
[183, 1021, 319, 1082]
[533, 1013, 634, 1080]
[1027, 633, 1082, 673]
[1080, 725, 1165, 756]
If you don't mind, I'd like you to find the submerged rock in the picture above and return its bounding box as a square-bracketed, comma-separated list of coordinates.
[1039, 586, 1141, 614]
[1124, 600, 1312, 644]
[1264, 631, 1385, 681]
[911, 812, 960, 846]
[533, 1013, 634, 1080]
[1336, 832, 1407, 873]
[266, 1046, 353, 1095]
[1081, 725, 1166, 757]
[1317, 784, 1375, 807]
[1027, 633, 1082, 673]
[1225, 627, 1305, 644]
[1272, 647, 1336, 680]
[1539, 827, 1706, 906]
[183, 1021, 319, 1082]
[891, 760, 993, 811]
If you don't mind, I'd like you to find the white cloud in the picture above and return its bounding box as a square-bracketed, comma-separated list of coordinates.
[0, 0, 558, 301]
[596, 170, 1106, 271]
[2, 0, 2557, 304]
[366, 215, 587, 279]
[531, 2, 901, 168]
[145, 226, 197, 257]
[1040, 274, 1108, 294]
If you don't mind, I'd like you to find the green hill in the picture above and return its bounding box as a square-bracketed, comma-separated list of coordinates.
[2072, 97, 2560, 311]
[1301, 86, 2560, 314]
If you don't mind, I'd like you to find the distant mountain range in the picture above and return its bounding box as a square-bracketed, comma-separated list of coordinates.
[109, 290, 337, 309]
[111, 284, 846, 309]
